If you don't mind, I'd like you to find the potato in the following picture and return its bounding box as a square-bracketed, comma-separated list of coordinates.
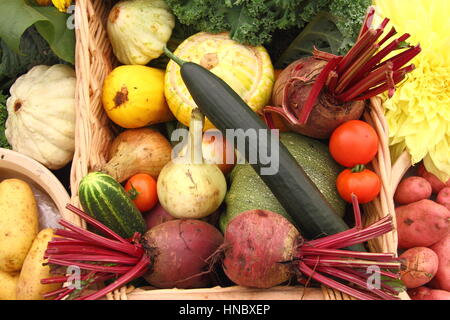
[396, 199, 450, 249]
[394, 176, 432, 205]
[418, 163, 450, 194]
[0, 270, 19, 300]
[429, 234, 450, 291]
[16, 228, 61, 300]
[0, 179, 39, 273]
[408, 286, 450, 300]
[436, 187, 450, 210]
[400, 247, 439, 288]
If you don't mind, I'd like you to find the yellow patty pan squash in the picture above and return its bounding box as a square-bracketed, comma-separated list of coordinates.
[102, 65, 174, 129]
[165, 32, 275, 130]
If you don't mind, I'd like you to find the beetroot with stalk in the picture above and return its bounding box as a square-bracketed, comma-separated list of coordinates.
[40, 205, 223, 300]
[142, 219, 223, 289]
[263, 6, 421, 139]
[223, 195, 403, 300]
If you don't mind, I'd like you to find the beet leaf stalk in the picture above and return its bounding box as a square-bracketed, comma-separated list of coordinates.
[223, 194, 403, 300]
[42, 203, 224, 300]
[41, 204, 151, 300]
[262, 6, 421, 139]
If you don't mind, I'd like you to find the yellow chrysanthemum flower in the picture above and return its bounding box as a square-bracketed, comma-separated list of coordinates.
[374, 0, 450, 182]
[51, 0, 72, 13]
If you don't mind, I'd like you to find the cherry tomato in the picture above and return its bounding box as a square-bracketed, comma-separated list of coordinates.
[125, 173, 158, 212]
[329, 120, 379, 167]
[336, 168, 381, 204]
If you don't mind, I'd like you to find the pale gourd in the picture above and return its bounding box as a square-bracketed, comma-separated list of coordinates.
[107, 0, 175, 65]
[5, 64, 76, 170]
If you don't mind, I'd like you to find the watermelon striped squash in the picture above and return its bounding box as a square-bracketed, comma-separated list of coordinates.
[78, 172, 147, 238]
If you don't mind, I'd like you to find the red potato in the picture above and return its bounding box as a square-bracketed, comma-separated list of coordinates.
[408, 286, 450, 300]
[436, 187, 450, 210]
[417, 163, 450, 194]
[396, 199, 450, 249]
[429, 234, 450, 291]
[394, 176, 432, 205]
[399, 247, 439, 288]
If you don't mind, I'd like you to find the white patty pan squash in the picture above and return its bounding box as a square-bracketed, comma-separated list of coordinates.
[5, 64, 76, 170]
[107, 0, 175, 65]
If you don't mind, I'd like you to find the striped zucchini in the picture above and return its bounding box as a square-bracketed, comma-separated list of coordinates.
[78, 172, 147, 238]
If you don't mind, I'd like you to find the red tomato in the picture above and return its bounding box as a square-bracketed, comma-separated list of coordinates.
[329, 120, 379, 167]
[125, 173, 158, 212]
[336, 168, 381, 204]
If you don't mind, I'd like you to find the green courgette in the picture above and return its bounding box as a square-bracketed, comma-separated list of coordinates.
[164, 47, 364, 251]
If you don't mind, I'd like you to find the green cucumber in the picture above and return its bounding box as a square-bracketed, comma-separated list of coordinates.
[78, 172, 147, 238]
[164, 47, 364, 251]
[220, 132, 346, 232]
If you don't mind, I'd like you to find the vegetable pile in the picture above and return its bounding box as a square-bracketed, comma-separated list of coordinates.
[263, 6, 421, 138]
[392, 165, 450, 298]
[2, 0, 449, 302]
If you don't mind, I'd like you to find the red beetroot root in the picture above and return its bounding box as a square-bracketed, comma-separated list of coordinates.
[143, 219, 223, 289]
[41, 204, 223, 300]
[223, 195, 403, 300]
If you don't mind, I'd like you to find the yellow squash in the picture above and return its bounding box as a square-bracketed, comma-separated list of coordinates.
[102, 65, 174, 129]
[165, 32, 274, 130]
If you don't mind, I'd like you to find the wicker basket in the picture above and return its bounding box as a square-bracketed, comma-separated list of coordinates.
[67, 0, 410, 300]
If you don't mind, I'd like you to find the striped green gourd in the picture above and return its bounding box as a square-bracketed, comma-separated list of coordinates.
[78, 172, 147, 238]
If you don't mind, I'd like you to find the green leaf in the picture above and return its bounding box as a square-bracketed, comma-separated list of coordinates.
[0, 0, 75, 64]
[0, 27, 61, 79]
[274, 12, 346, 69]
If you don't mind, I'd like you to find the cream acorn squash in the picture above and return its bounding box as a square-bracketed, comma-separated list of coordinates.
[5, 64, 76, 170]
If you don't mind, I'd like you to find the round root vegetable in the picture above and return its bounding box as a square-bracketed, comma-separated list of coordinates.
[157, 109, 227, 219]
[102, 128, 172, 183]
[399, 247, 439, 289]
[143, 219, 223, 289]
[40, 205, 223, 300]
[264, 57, 365, 139]
[144, 203, 175, 230]
[223, 195, 402, 300]
[408, 286, 450, 300]
[396, 199, 450, 249]
[436, 187, 450, 210]
[262, 8, 420, 139]
[394, 176, 432, 205]
[429, 234, 450, 291]
[417, 163, 450, 194]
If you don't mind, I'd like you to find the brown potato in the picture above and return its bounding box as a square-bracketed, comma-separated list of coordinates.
[0, 179, 39, 273]
[16, 228, 61, 300]
[0, 270, 19, 300]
